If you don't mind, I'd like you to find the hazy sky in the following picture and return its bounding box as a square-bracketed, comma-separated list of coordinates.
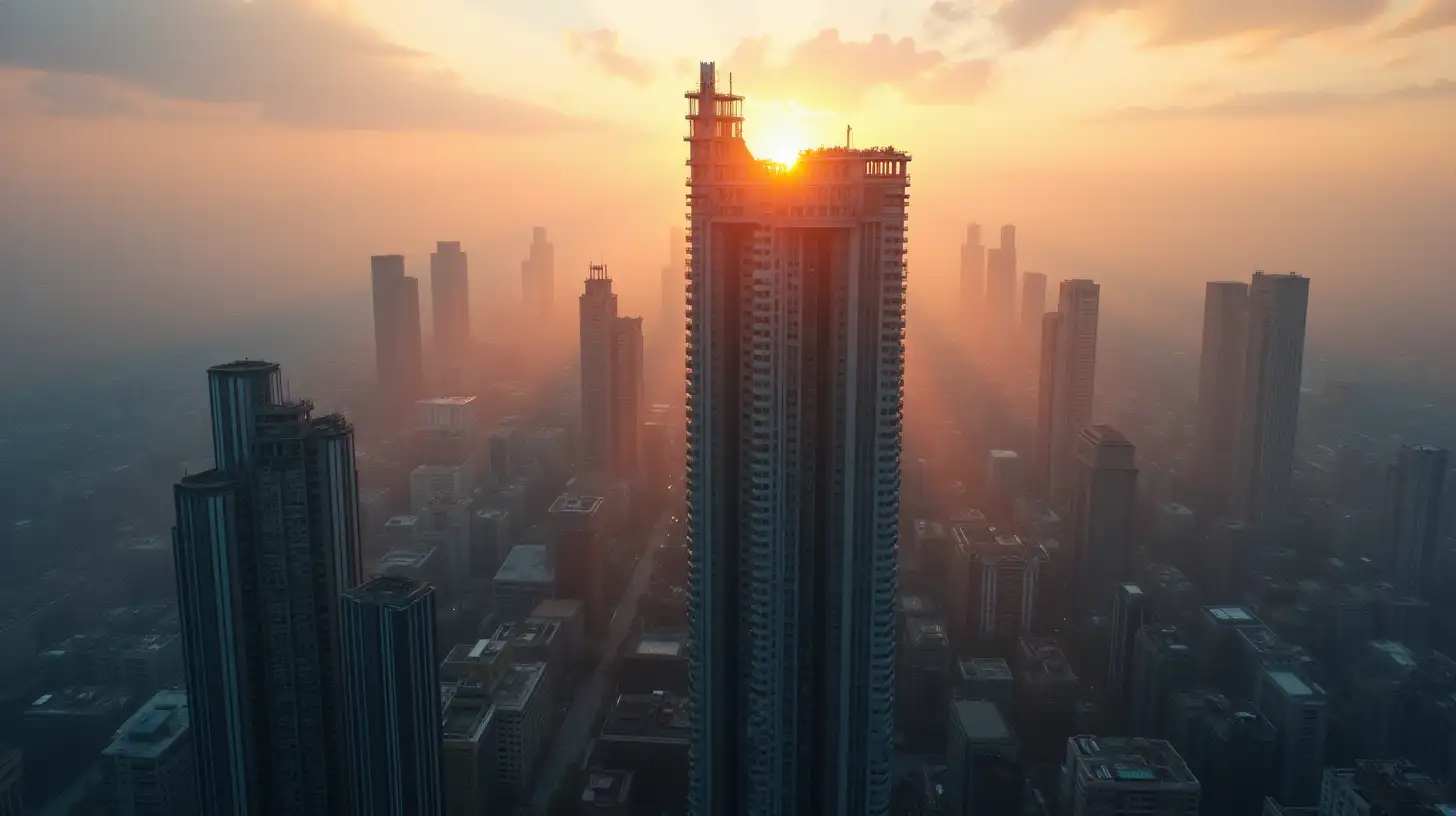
[0, 0, 1452, 382]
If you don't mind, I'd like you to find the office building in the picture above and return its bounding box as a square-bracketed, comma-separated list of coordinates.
[0, 750, 17, 816]
[342, 577, 442, 816]
[901, 618, 953, 748]
[1382, 443, 1448, 596]
[441, 682, 497, 816]
[1254, 667, 1327, 807]
[1106, 584, 1148, 724]
[985, 450, 1022, 526]
[493, 663, 552, 794]
[619, 630, 689, 696]
[172, 360, 362, 815]
[579, 266, 646, 479]
[579, 770, 635, 815]
[371, 254, 425, 402]
[1129, 625, 1197, 739]
[1061, 736, 1200, 816]
[961, 223, 985, 319]
[430, 241, 470, 368]
[410, 464, 473, 513]
[1193, 281, 1249, 515]
[102, 688, 195, 816]
[493, 545, 555, 623]
[1020, 271, 1047, 355]
[957, 658, 1014, 717]
[985, 225, 1018, 347]
[684, 62, 909, 815]
[532, 599, 587, 663]
[1321, 760, 1455, 816]
[471, 507, 513, 584]
[945, 700, 1021, 816]
[950, 529, 1045, 647]
[1232, 272, 1310, 529]
[595, 691, 691, 814]
[1068, 426, 1138, 612]
[1167, 691, 1275, 816]
[549, 493, 607, 638]
[1015, 638, 1080, 763]
[1036, 280, 1101, 508]
[522, 227, 555, 318]
[416, 495, 474, 593]
[1196, 605, 1265, 697]
[663, 226, 686, 331]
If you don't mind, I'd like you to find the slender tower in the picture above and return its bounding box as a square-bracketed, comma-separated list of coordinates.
[684, 62, 909, 815]
[430, 241, 470, 370]
[1020, 272, 1047, 357]
[522, 228, 555, 319]
[579, 264, 619, 474]
[1232, 272, 1309, 529]
[1193, 281, 1249, 515]
[961, 224, 985, 320]
[371, 255, 424, 404]
[1382, 443, 1448, 596]
[1038, 280, 1101, 508]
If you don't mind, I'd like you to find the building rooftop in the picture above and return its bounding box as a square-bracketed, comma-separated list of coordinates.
[1338, 759, 1456, 812]
[1176, 691, 1276, 741]
[441, 686, 495, 744]
[1141, 625, 1194, 654]
[581, 770, 634, 808]
[630, 629, 688, 659]
[1019, 638, 1078, 683]
[445, 638, 510, 667]
[549, 493, 606, 517]
[27, 686, 133, 718]
[493, 663, 546, 711]
[209, 359, 279, 373]
[494, 544, 553, 585]
[375, 547, 435, 573]
[960, 657, 1014, 682]
[493, 619, 558, 650]
[531, 598, 584, 620]
[906, 618, 950, 650]
[900, 595, 935, 616]
[384, 515, 419, 530]
[345, 576, 431, 606]
[101, 689, 189, 760]
[1203, 605, 1261, 625]
[950, 699, 1014, 743]
[1265, 669, 1320, 699]
[989, 449, 1019, 460]
[1067, 736, 1198, 787]
[602, 691, 691, 741]
[418, 396, 476, 407]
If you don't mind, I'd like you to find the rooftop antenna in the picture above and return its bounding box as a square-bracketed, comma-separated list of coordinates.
[729, 73, 733, 94]
[846, 125, 853, 149]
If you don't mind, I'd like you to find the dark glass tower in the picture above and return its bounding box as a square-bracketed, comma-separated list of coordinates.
[173, 360, 363, 815]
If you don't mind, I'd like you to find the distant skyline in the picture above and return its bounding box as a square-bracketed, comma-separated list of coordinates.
[0, 0, 1453, 382]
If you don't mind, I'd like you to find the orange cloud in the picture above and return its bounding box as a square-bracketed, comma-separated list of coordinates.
[992, 0, 1390, 48]
[565, 29, 656, 87]
[1382, 0, 1456, 38]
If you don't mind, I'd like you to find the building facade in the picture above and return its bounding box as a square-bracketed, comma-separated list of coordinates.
[684, 61, 908, 815]
[1038, 280, 1101, 508]
[1068, 426, 1138, 613]
[1192, 281, 1249, 515]
[429, 241, 470, 370]
[371, 255, 424, 402]
[522, 227, 555, 318]
[1382, 443, 1448, 596]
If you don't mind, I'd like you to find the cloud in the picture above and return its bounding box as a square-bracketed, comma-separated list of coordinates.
[0, 0, 585, 133]
[1101, 78, 1456, 120]
[992, 0, 1390, 48]
[565, 29, 656, 86]
[1382, 0, 1456, 38]
[728, 30, 993, 108]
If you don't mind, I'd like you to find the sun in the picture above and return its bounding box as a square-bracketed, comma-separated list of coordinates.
[747, 99, 814, 168]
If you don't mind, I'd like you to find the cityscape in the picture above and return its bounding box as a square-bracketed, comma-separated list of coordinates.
[1, 3, 1456, 816]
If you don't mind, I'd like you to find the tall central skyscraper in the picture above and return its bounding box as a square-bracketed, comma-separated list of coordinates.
[1193, 281, 1249, 515]
[1035, 279, 1100, 508]
[578, 265, 645, 478]
[684, 62, 909, 815]
[985, 225, 1018, 355]
[1232, 271, 1309, 529]
[961, 223, 985, 319]
[371, 255, 424, 403]
[1382, 443, 1448, 596]
[522, 227, 555, 319]
[173, 361, 363, 815]
[430, 241, 470, 370]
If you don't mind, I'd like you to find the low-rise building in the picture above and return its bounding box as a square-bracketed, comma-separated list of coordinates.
[1061, 736, 1199, 816]
[618, 629, 688, 696]
[494, 545, 555, 622]
[101, 688, 194, 816]
[441, 682, 497, 816]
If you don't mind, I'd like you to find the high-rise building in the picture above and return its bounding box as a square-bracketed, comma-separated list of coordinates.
[961, 223, 986, 319]
[663, 226, 686, 331]
[986, 450, 1022, 526]
[950, 529, 1045, 647]
[578, 265, 645, 479]
[613, 315, 645, 476]
[985, 225, 1018, 351]
[1129, 625, 1197, 739]
[1020, 271, 1047, 356]
[492, 663, 552, 795]
[440, 682, 497, 816]
[1382, 443, 1448, 596]
[945, 700, 1021, 816]
[342, 577, 442, 816]
[1192, 281, 1249, 515]
[1068, 426, 1138, 613]
[549, 493, 607, 638]
[102, 688, 196, 816]
[684, 61, 909, 815]
[172, 360, 362, 815]
[1253, 667, 1327, 807]
[430, 241, 470, 369]
[1167, 692, 1276, 816]
[1232, 272, 1310, 529]
[371, 255, 424, 403]
[521, 227, 555, 318]
[1106, 583, 1148, 724]
[1036, 280, 1101, 508]
[1033, 311, 1062, 499]
[1061, 736, 1200, 816]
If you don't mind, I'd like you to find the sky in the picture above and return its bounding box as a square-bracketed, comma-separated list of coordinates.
[0, 0, 1453, 382]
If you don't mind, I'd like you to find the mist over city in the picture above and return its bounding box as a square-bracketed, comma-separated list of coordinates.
[0, 1, 1454, 814]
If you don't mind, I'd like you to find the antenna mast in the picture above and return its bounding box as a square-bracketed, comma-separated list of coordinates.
[846, 125, 853, 148]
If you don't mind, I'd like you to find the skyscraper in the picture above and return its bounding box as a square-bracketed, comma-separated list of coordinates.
[1193, 281, 1249, 515]
[342, 577, 443, 816]
[1019, 271, 1047, 356]
[1036, 280, 1100, 508]
[371, 255, 424, 403]
[684, 62, 908, 815]
[173, 360, 363, 815]
[1382, 443, 1448, 596]
[1106, 583, 1148, 725]
[102, 688, 195, 816]
[429, 241, 470, 369]
[578, 265, 645, 479]
[985, 225, 1017, 351]
[1069, 426, 1137, 613]
[580, 264, 619, 474]
[1232, 272, 1309, 529]
[961, 223, 985, 319]
[522, 227, 555, 318]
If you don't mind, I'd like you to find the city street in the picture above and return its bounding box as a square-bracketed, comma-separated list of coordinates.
[527, 512, 668, 813]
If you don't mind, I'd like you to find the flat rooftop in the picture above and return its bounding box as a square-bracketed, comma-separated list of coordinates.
[442, 690, 495, 744]
[495, 544, 553, 585]
[1068, 736, 1198, 787]
[384, 515, 419, 529]
[445, 638, 509, 666]
[1203, 605, 1261, 625]
[531, 598, 584, 620]
[549, 493, 605, 517]
[906, 618, 949, 649]
[960, 657, 1013, 682]
[631, 629, 688, 659]
[493, 619, 558, 648]
[602, 692, 690, 740]
[346, 576, 431, 606]
[1140, 625, 1194, 653]
[418, 396, 476, 406]
[951, 700, 1014, 743]
[375, 547, 434, 572]
[1266, 669, 1320, 699]
[581, 770, 634, 808]
[989, 450, 1019, 460]
[27, 686, 133, 717]
[102, 689, 189, 760]
[493, 663, 546, 711]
